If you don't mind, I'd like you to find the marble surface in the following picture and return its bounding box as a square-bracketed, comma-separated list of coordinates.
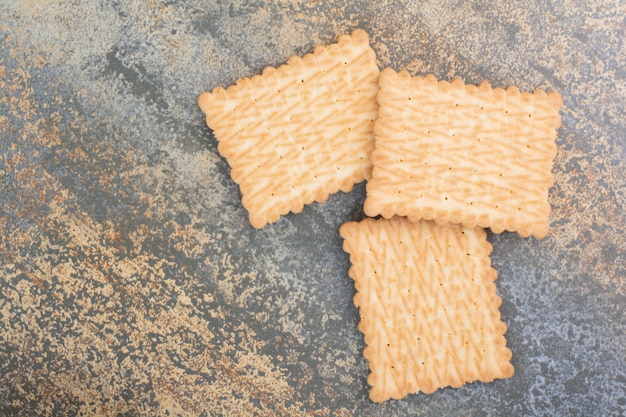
[1, 1, 624, 416]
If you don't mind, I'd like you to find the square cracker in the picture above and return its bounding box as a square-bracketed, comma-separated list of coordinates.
[340, 217, 514, 402]
[198, 29, 379, 228]
[364, 68, 562, 238]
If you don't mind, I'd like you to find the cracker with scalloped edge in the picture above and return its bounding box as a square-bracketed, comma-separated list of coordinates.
[364, 68, 562, 238]
[340, 217, 514, 402]
[198, 29, 379, 228]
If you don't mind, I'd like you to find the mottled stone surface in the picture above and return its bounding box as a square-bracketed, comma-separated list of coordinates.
[0, 1, 624, 416]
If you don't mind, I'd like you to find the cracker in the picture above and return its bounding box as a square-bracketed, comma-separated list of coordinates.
[364, 68, 562, 238]
[198, 29, 379, 228]
[340, 217, 514, 402]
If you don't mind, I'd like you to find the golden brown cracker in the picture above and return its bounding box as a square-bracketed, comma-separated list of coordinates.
[340, 217, 514, 402]
[364, 68, 562, 238]
[198, 29, 379, 228]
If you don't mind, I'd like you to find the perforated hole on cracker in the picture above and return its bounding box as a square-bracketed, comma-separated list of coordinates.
[198, 29, 379, 228]
[364, 68, 562, 238]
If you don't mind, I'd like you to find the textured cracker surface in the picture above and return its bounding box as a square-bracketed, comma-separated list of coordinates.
[0, 1, 624, 416]
[340, 218, 514, 402]
[198, 29, 378, 228]
[365, 68, 562, 238]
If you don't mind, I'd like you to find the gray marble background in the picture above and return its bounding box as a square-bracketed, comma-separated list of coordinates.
[1, 1, 624, 416]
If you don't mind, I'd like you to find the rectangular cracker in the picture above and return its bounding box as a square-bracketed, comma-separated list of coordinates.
[364, 68, 562, 238]
[198, 29, 379, 228]
[340, 217, 514, 402]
